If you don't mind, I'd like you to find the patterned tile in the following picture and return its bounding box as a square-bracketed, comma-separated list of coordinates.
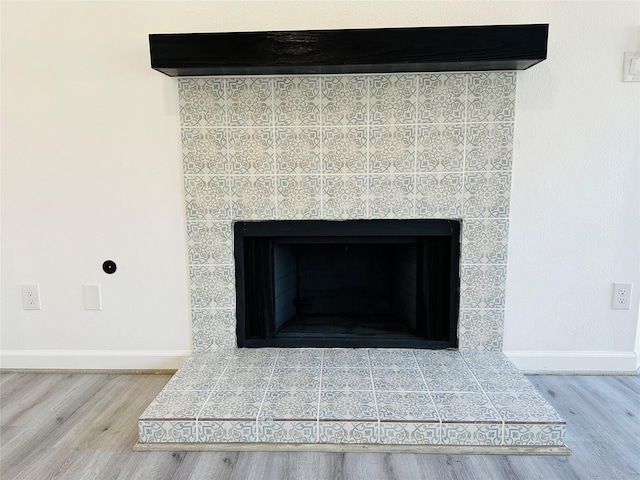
[416, 124, 465, 172]
[458, 309, 504, 352]
[267, 368, 321, 391]
[467, 72, 516, 122]
[182, 128, 228, 174]
[199, 420, 257, 442]
[474, 372, 539, 394]
[163, 364, 226, 391]
[466, 123, 514, 171]
[503, 423, 566, 446]
[322, 349, 370, 368]
[225, 348, 279, 368]
[321, 76, 368, 125]
[199, 389, 264, 420]
[322, 127, 368, 174]
[275, 128, 321, 174]
[140, 390, 210, 419]
[488, 392, 565, 423]
[318, 421, 379, 444]
[230, 176, 277, 220]
[277, 175, 322, 219]
[422, 368, 482, 393]
[369, 125, 415, 174]
[190, 265, 235, 309]
[178, 78, 225, 127]
[258, 420, 318, 443]
[368, 349, 417, 369]
[322, 175, 368, 219]
[259, 390, 319, 420]
[319, 390, 377, 420]
[417, 74, 466, 124]
[415, 173, 463, 218]
[379, 421, 440, 445]
[214, 367, 273, 391]
[228, 128, 274, 175]
[321, 368, 373, 391]
[191, 309, 236, 350]
[375, 391, 438, 420]
[226, 77, 272, 126]
[369, 75, 417, 125]
[186, 221, 233, 265]
[371, 368, 427, 392]
[275, 348, 324, 368]
[413, 350, 467, 370]
[463, 171, 511, 218]
[369, 175, 414, 218]
[460, 351, 519, 371]
[431, 393, 500, 422]
[460, 265, 507, 309]
[184, 176, 231, 221]
[461, 219, 509, 264]
[274, 77, 321, 126]
[139, 420, 198, 443]
[441, 422, 502, 446]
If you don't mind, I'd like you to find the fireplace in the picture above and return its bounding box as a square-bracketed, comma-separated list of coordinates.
[235, 219, 460, 348]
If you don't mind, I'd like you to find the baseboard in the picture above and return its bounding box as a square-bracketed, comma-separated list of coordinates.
[503, 350, 640, 374]
[0, 350, 192, 370]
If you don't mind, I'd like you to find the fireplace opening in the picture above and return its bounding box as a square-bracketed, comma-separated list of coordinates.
[234, 219, 460, 349]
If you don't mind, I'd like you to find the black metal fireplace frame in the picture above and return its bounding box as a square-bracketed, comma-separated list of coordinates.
[234, 219, 460, 349]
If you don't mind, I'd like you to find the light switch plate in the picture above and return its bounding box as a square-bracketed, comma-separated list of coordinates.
[83, 285, 102, 310]
[623, 52, 640, 82]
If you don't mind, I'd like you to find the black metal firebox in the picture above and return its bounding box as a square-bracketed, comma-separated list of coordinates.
[234, 219, 460, 349]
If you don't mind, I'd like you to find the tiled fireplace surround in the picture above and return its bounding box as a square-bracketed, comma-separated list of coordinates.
[138, 73, 567, 450]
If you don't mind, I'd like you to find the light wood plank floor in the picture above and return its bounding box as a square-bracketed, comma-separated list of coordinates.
[1, 372, 638, 479]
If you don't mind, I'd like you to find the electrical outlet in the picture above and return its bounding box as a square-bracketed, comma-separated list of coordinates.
[612, 282, 632, 310]
[21, 284, 41, 310]
[83, 285, 102, 310]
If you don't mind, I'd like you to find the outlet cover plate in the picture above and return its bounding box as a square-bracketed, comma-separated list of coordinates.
[83, 285, 102, 311]
[21, 284, 41, 310]
[612, 282, 633, 310]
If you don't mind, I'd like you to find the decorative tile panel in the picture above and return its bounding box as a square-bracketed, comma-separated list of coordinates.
[178, 78, 225, 127]
[182, 128, 228, 174]
[417, 74, 466, 123]
[369, 74, 416, 125]
[467, 72, 516, 122]
[274, 77, 321, 126]
[321, 76, 368, 125]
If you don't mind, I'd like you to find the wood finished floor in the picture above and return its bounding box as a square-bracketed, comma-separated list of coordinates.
[1, 372, 638, 480]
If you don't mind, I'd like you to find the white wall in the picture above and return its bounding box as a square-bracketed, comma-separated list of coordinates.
[2, 1, 638, 371]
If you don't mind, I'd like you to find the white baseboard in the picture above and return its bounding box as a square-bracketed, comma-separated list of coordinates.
[503, 350, 640, 374]
[0, 350, 192, 371]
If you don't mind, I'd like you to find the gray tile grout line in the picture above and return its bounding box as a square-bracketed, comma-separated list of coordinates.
[194, 356, 231, 443]
[366, 349, 381, 443]
[412, 350, 443, 445]
[255, 350, 280, 441]
[316, 349, 325, 443]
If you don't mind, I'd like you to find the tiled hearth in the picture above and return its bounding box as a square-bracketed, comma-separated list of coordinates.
[138, 349, 566, 449]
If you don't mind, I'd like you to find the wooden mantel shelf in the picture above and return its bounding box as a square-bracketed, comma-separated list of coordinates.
[149, 24, 548, 77]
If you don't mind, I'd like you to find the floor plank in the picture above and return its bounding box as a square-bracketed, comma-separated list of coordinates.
[0, 372, 638, 480]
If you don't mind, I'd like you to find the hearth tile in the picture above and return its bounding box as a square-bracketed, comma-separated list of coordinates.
[371, 368, 427, 392]
[184, 175, 231, 221]
[182, 350, 229, 370]
[186, 221, 233, 265]
[226, 348, 279, 368]
[375, 391, 439, 421]
[190, 265, 235, 309]
[268, 367, 321, 391]
[379, 421, 440, 445]
[422, 369, 482, 393]
[198, 420, 257, 443]
[461, 219, 509, 265]
[275, 348, 324, 368]
[319, 391, 378, 420]
[191, 309, 236, 350]
[369, 74, 417, 125]
[214, 367, 274, 391]
[417, 73, 466, 124]
[459, 264, 507, 309]
[321, 368, 373, 391]
[140, 390, 211, 420]
[321, 175, 368, 220]
[369, 174, 415, 219]
[139, 420, 198, 443]
[274, 77, 321, 127]
[321, 76, 368, 126]
[369, 125, 416, 174]
[474, 372, 538, 394]
[467, 72, 516, 123]
[465, 123, 514, 172]
[463, 171, 511, 219]
[275, 128, 322, 174]
[322, 127, 368, 174]
[322, 348, 370, 368]
[276, 175, 322, 220]
[368, 349, 418, 369]
[199, 390, 264, 420]
[459, 351, 518, 371]
[431, 393, 501, 422]
[178, 78, 225, 127]
[441, 422, 503, 446]
[259, 390, 319, 420]
[182, 128, 228, 175]
[503, 423, 566, 446]
[458, 310, 505, 352]
[415, 173, 463, 218]
[258, 420, 319, 443]
[318, 421, 379, 444]
[416, 124, 465, 172]
[228, 128, 275, 175]
[230, 176, 277, 220]
[226, 77, 273, 127]
[413, 350, 467, 370]
[163, 366, 225, 391]
[487, 393, 565, 423]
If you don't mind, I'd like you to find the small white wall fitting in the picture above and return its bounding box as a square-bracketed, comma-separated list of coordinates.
[21, 284, 41, 310]
[623, 52, 640, 82]
[83, 285, 102, 310]
[612, 282, 633, 310]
